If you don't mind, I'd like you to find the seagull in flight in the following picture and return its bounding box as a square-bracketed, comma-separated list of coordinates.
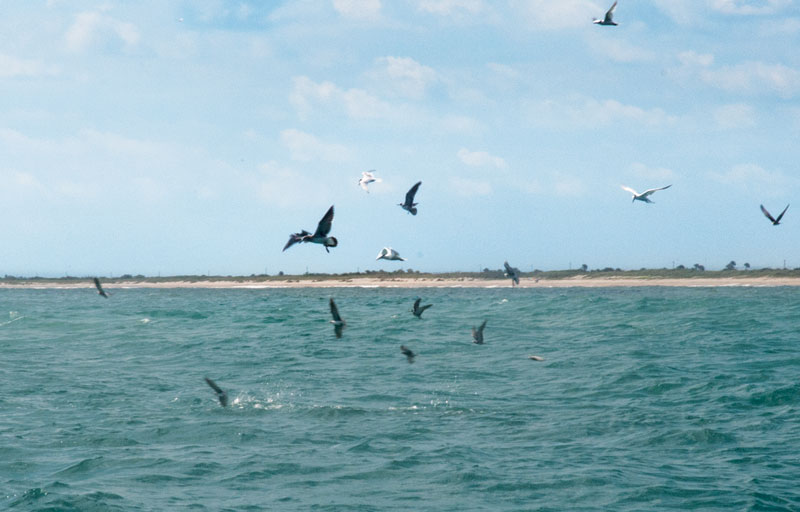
[399, 181, 422, 215]
[283, 206, 338, 253]
[503, 261, 521, 286]
[760, 204, 789, 226]
[621, 185, 671, 204]
[594, 1, 618, 25]
[412, 298, 432, 318]
[204, 377, 228, 407]
[93, 277, 109, 298]
[472, 320, 487, 344]
[358, 170, 381, 192]
[377, 247, 406, 261]
[400, 345, 416, 363]
[329, 298, 346, 338]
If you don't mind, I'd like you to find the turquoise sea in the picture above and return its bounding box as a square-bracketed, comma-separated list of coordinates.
[1, 286, 799, 511]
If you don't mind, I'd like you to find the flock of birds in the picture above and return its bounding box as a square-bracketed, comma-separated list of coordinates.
[97, 2, 787, 407]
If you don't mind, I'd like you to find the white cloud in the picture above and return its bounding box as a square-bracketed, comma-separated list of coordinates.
[0, 54, 59, 78]
[527, 96, 676, 128]
[257, 161, 329, 208]
[710, 0, 790, 15]
[552, 174, 586, 197]
[713, 103, 757, 129]
[289, 76, 394, 120]
[457, 148, 507, 168]
[332, 0, 381, 19]
[630, 162, 676, 181]
[450, 177, 492, 196]
[65, 11, 140, 52]
[510, 0, 603, 30]
[418, 0, 484, 15]
[587, 36, 655, 63]
[709, 163, 797, 196]
[371, 57, 438, 99]
[675, 51, 800, 97]
[280, 129, 351, 162]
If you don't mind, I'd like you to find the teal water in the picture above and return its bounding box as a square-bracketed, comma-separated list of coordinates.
[1, 287, 799, 511]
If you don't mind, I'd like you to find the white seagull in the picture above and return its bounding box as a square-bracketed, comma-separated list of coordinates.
[621, 185, 671, 204]
[358, 170, 381, 192]
[376, 247, 406, 261]
[594, 1, 618, 25]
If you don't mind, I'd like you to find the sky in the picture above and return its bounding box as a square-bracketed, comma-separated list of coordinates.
[2, 0, 800, 277]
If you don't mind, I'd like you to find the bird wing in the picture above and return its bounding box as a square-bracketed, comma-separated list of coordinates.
[641, 185, 672, 197]
[605, 1, 617, 22]
[775, 204, 790, 223]
[205, 377, 224, 395]
[413, 298, 421, 311]
[478, 320, 487, 333]
[621, 185, 639, 196]
[329, 298, 342, 322]
[420, 304, 432, 313]
[359, 178, 369, 191]
[760, 204, 776, 222]
[313, 206, 335, 238]
[376, 247, 387, 260]
[283, 230, 309, 251]
[405, 181, 422, 205]
[504, 261, 512, 272]
[94, 278, 103, 292]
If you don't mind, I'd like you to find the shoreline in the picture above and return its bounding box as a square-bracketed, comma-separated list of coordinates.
[2, 275, 800, 289]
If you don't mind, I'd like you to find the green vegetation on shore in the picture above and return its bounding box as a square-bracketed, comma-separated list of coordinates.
[4, 267, 800, 285]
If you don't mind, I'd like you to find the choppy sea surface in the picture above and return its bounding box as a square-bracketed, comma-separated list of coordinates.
[1, 286, 799, 511]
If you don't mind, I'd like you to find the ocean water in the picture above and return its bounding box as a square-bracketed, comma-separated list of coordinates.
[1, 286, 799, 511]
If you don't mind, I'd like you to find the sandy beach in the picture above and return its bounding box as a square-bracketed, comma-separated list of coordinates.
[3, 275, 800, 289]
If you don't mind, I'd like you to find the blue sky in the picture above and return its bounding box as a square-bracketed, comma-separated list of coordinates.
[2, 0, 800, 276]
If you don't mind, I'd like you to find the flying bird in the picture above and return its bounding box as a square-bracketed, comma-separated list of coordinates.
[503, 261, 521, 286]
[399, 181, 422, 215]
[400, 345, 416, 363]
[760, 204, 789, 226]
[283, 205, 338, 253]
[621, 185, 671, 204]
[358, 170, 381, 192]
[376, 247, 407, 261]
[412, 298, 432, 318]
[329, 298, 346, 338]
[472, 320, 487, 344]
[204, 377, 228, 407]
[593, 1, 618, 25]
[93, 277, 109, 298]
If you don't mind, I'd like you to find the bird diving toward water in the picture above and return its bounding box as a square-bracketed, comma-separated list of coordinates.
[358, 170, 381, 192]
[760, 204, 789, 226]
[204, 377, 228, 407]
[412, 298, 432, 318]
[329, 298, 346, 338]
[400, 345, 416, 363]
[472, 320, 487, 344]
[377, 247, 406, 261]
[283, 205, 338, 253]
[621, 185, 671, 204]
[399, 181, 422, 215]
[593, 1, 618, 25]
[503, 261, 521, 286]
[93, 277, 109, 298]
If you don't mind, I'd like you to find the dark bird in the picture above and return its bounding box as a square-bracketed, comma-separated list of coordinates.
[472, 320, 487, 344]
[412, 298, 432, 318]
[93, 277, 109, 298]
[760, 204, 789, 225]
[283, 205, 338, 253]
[204, 377, 228, 407]
[400, 345, 416, 363]
[593, 1, 618, 25]
[503, 261, 521, 286]
[399, 181, 422, 215]
[329, 298, 346, 338]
